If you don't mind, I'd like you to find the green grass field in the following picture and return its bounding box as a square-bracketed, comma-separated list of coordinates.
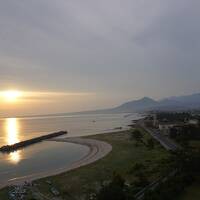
[0, 129, 169, 199]
[33, 130, 168, 199]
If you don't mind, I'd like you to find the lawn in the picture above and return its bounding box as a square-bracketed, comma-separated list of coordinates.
[0, 129, 169, 200]
[33, 129, 168, 199]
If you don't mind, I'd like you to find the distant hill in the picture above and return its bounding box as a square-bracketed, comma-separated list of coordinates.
[166, 93, 200, 109]
[78, 93, 200, 114]
[111, 97, 158, 112]
[11, 92, 200, 118]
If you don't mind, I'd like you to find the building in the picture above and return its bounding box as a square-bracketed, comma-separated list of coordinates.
[158, 123, 176, 136]
[188, 119, 199, 125]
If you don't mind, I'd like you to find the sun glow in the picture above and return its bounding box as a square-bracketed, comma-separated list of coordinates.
[0, 90, 23, 103]
[5, 118, 22, 164]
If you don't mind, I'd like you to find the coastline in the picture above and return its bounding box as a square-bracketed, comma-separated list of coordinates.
[0, 137, 112, 189]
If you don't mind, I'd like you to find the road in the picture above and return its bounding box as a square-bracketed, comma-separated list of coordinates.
[134, 170, 177, 200]
[134, 120, 179, 199]
[137, 120, 179, 151]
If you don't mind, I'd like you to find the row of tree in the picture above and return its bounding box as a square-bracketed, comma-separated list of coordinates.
[156, 112, 191, 123]
[95, 127, 200, 200]
[131, 129, 155, 149]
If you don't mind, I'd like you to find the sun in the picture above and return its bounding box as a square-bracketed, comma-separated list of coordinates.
[1, 90, 23, 102]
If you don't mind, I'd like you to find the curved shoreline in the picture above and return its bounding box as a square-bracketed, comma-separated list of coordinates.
[0, 137, 112, 188]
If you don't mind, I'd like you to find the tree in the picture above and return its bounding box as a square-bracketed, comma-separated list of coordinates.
[129, 162, 145, 174]
[131, 129, 143, 145]
[134, 171, 149, 187]
[147, 138, 155, 149]
[97, 174, 126, 200]
[111, 173, 125, 188]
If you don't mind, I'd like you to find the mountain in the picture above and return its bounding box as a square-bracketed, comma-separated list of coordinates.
[79, 93, 200, 114]
[167, 93, 200, 108]
[156, 99, 186, 111]
[111, 97, 158, 112]
[11, 93, 200, 118]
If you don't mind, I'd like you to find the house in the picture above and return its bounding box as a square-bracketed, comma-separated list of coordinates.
[158, 123, 176, 135]
[188, 119, 199, 125]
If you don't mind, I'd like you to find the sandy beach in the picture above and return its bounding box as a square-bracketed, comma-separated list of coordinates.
[0, 137, 112, 188]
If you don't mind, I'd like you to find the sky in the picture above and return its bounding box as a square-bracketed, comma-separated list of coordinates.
[0, 0, 200, 116]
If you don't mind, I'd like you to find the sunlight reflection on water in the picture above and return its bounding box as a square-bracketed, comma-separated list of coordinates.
[5, 118, 22, 164]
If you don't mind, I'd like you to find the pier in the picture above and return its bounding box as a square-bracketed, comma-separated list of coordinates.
[0, 131, 67, 153]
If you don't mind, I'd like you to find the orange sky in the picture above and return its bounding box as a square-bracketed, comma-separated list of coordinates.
[1, 1, 200, 117]
[0, 90, 122, 117]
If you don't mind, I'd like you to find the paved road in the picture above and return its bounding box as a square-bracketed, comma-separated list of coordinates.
[134, 120, 179, 199]
[137, 120, 179, 151]
[134, 170, 177, 200]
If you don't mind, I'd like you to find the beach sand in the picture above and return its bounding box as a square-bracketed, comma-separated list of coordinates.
[1, 137, 112, 188]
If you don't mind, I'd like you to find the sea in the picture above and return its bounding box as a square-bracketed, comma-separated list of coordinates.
[0, 113, 141, 186]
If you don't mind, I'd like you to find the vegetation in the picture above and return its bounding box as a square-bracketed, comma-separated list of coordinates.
[131, 129, 143, 141]
[143, 112, 200, 200]
[170, 125, 200, 142]
[156, 112, 191, 123]
[131, 129, 144, 146]
[131, 129, 155, 149]
[95, 144, 200, 200]
[142, 141, 200, 200]
[96, 173, 127, 200]
[178, 178, 200, 200]
[143, 173, 194, 200]
[0, 130, 167, 200]
[3, 119, 200, 200]
[147, 138, 155, 149]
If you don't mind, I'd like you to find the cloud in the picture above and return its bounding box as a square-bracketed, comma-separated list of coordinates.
[0, 0, 200, 114]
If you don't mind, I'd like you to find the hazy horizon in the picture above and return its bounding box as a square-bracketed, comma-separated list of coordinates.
[0, 0, 200, 116]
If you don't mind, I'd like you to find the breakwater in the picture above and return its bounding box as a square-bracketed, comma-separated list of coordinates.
[0, 131, 67, 153]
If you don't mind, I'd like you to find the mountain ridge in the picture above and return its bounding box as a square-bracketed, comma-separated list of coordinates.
[5, 92, 200, 118]
[79, 92, 200, 114]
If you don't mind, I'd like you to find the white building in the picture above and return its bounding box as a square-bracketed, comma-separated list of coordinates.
[188, 119, 199, 125]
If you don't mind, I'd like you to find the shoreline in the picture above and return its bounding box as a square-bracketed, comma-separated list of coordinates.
[0, 137, 112, 189]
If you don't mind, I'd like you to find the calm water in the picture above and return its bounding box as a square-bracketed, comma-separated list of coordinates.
[0, 113, 140, 185]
